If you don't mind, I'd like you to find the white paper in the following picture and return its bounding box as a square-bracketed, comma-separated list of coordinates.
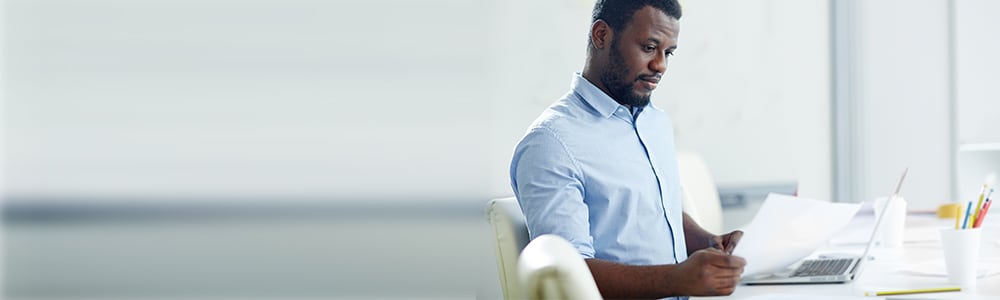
[899, 259, 1000, 278]
[732, 193, 862, 276]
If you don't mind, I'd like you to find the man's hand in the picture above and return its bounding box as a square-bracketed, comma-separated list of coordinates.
[673, 248, 747, 296]
[708, 230, 743, 255]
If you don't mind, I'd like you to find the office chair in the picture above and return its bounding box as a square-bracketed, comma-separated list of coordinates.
[486, 197, 530, 300]
[518, 234, 602, 300]
[677, 151, 724, 233]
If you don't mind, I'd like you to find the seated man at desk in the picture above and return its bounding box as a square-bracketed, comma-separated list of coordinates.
[510, 0, 746, 298]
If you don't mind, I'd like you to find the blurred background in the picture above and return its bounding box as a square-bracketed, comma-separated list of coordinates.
[2, 0, 998, 299]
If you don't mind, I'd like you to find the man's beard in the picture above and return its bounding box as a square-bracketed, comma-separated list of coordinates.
[599, 41, 651, 108]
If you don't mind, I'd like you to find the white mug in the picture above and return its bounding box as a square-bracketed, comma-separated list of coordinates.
[873, 196, 907, 247]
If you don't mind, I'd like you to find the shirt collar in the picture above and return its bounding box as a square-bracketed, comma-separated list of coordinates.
[571, 73, 623, 119]
[571, 73, 651, 119]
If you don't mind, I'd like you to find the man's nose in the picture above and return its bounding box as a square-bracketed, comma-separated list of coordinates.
[650, 52, 667, 74]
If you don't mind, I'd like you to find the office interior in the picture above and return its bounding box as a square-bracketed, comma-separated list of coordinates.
[2, 0, 998, 299]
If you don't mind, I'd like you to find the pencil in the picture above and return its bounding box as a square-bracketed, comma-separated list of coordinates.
[971, 184, 987, 226]
[864, 286, 961, 296]
[962, 201, 973, 229]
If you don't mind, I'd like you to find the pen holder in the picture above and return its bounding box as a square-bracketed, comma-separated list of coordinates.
[939, 228, 982, 289]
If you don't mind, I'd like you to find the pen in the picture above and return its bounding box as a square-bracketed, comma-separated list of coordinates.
[971, 184, 987, 226]
[864, 286, 961, 296]
[962, 201, 973, 229]
[974, 197, 992, 228]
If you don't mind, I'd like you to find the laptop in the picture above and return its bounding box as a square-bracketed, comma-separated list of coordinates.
[743, 168, 908, 285]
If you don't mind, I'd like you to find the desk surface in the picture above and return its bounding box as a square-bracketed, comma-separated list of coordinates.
[695, 214, 1000, 299]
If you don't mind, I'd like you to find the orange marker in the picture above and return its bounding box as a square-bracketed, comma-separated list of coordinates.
[973, 197, 992, 228]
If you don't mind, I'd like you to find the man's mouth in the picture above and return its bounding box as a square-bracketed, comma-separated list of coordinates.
[639, 76, 660, 90]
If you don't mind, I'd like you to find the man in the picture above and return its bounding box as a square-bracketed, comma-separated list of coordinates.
[509, 0, 746, 298]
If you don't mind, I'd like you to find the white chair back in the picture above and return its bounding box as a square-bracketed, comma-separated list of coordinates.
[486, 197, 530, 299]
[518, 234, 602, 300]
[677, 152, 724, 233]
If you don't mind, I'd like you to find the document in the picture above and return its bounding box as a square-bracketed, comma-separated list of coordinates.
[732, 193, 862, 276]
[899, 258, 1000, 278]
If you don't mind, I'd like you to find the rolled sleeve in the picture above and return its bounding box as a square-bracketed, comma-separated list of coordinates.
[510, 126, 594, 258]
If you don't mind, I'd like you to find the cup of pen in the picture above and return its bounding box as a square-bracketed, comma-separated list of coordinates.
[939, 227, 981, 288]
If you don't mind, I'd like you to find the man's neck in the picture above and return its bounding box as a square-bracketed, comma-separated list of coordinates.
[582, 72, 630, 109]
[580, 70, 614, 102]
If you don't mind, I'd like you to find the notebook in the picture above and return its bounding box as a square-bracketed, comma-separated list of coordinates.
[742, 169, 908, 285]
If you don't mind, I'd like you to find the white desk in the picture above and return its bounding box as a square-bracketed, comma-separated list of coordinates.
[696, 214, 1000, 299]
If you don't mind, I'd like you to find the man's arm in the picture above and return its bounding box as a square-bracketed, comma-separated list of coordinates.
[586, 215, 748, 298]
[513, 129, 745, 298]
[683, 212, 715, 254]
[512, 128, 598, 258]
[683, 212, 743, 255]
[586, 248, 746, 298]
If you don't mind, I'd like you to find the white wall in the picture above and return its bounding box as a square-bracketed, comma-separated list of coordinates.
[953, 0, 1000, 202]
[954, 0, 1000, 146]
[660, 0, 831, 200]
[3, 0, 832, 204]
[4, 0, 507, 202]
[845, 0, 953, 209]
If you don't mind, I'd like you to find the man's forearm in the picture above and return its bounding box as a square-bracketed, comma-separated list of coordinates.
[585, 258, 684, 299]
[683, 212, 715, 255]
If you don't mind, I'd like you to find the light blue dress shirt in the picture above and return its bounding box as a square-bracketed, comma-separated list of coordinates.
[510, 73, 688, 268]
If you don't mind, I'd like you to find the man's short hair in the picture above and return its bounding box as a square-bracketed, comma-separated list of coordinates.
[591, 0, 682, 33]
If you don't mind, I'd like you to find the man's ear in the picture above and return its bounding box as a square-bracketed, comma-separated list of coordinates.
[591, 20, 612, 50]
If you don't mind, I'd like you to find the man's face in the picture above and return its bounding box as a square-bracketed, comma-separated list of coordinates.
[600, 6, 679, 108]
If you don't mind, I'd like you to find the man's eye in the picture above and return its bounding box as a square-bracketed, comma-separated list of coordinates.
[644, 45, 656, 52]
[666, 51, 674, 56]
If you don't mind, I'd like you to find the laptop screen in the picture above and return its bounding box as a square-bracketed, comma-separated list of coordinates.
[852, 168, 909, 275]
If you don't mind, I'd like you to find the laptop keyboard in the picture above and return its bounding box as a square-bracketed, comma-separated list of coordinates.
[791, 258, 854, 277]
